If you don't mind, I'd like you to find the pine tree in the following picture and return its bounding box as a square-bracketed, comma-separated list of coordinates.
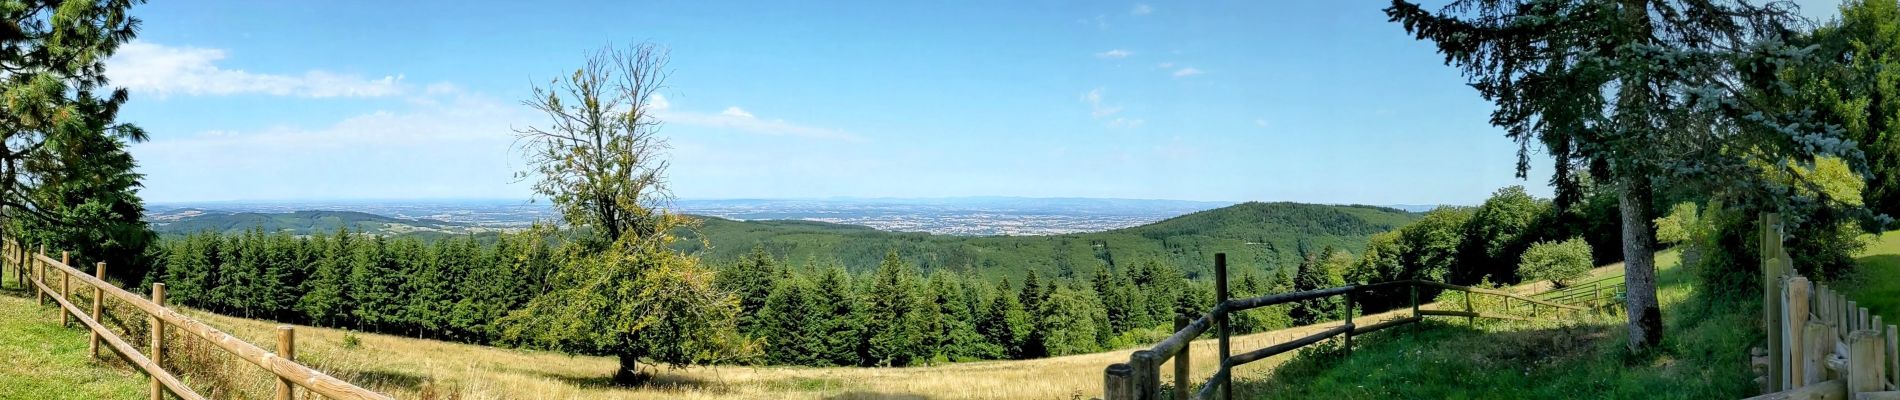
[299, 229, 354, 327]
[812, 265, 863, 366]
[717, 245, 780, 335]
[758, 274, 826, 366]
[863, 252, 924, 366]
[1034, 285, 1106, 356]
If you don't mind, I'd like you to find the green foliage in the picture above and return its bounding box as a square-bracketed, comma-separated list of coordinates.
[863, 252, 926, 366]
[1454, 186, 1551, 284]
[1653, 203, 1700, 246]
[757, 275, 826, 366]
[0, 0, 155, 287]
[1034, 285, 1107, 356]
[1518, 238, 1593, 287]
[717, 245, 780, 335]
[500, 235, 753, 376]
[1289, 247, 1349, 325]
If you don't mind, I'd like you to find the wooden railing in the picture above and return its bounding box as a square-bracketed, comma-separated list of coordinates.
[1747, 213, 1900, 399]
[2, 238, 392, 400]
[1102, 253, 1596, 400]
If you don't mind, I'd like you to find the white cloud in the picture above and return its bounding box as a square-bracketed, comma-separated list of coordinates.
[1156, 62, 1175, 69]
[1083, 88, 1144, 129]
[1172, 67, 1205, 77]
[1254, 119, 1269, 128]
[652, 94, 859, 141]
[107, 41, 405, 98]
[720, 106, 755, 118]
[1132, 4, 1153, 15]
[1096, 49, 1133, 59]
[132, 91, 528, 201]
[1082, 88, 1123, 118]
[1108, 117, 1146, 129]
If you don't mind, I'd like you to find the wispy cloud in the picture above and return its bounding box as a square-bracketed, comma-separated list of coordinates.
[107, 41, 405, 98]
[1156, 62, 1175, 69]
[132, 90, 526, 201]
[1172, 67, 1205, 78]
[1082, 88, 1123, 118]
[1132, 4, 1153, 15]
[1254, 119, 1269, 128]
[1083, 88, 1143, 129]
[1095, 49, 1133, 59]
[1083, 14, 1109, 30]
[652, 94, 860, 141]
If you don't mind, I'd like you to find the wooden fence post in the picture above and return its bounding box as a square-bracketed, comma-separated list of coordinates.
[1850, 330, 1885, 394]
[59, 250, 70, 328]
[1785, 277, 1809, 388]
[1763, 212, 1784, 393]
[1805, 322, 1829, 386]
[1344, 287, 1355, 355]
[1409, 281, 1419, 318]
[1214, 253, 1230, 400]
[277, 326, 296, 400]
[1463, 290, 1474, 325]
[91, 261, 105, 360]
[150, 283, 166, 400]
[1105, 363, 1133, 400]
[1173, 314, 1190, 400]
[1889, 325, 1899, 392]
[34, 244, 43, 305]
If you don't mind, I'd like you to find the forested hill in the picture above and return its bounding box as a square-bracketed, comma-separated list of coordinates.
[675, 202, 1419, 280]
[150, 210, 490, 237]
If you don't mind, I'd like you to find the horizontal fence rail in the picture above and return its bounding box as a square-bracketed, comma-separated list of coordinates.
[4, 238, 393, 400]
[1104, 252, 1611, 400]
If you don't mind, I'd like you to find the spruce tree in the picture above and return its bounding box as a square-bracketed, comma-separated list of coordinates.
[863, 252, 924, 366]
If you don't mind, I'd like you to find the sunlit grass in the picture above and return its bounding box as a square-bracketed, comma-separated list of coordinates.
[0, 287, 147, 400]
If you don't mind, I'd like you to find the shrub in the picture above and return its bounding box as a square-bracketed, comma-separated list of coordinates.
[1518, 238, 1593, 287]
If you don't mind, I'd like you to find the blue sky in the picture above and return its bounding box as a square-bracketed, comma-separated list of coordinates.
[113, 1, 1846, 205]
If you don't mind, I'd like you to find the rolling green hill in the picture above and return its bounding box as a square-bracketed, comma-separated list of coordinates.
[676, 202, 1419, 280]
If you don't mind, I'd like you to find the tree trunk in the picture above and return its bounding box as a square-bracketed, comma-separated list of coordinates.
[613, 354, 646, 385]
[1618, 174, 1664, 351]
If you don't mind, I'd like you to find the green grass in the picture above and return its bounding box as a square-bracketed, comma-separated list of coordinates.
[0, 272, 147, 400]
[1237, 247, 1762, 399]
[1837, 232, 1900, 329]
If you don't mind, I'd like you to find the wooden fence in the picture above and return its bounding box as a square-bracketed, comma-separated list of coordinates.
[1747, 213, 1900, 399]
[2, 237, 393, 400]
[1102, 253, 1603, 400]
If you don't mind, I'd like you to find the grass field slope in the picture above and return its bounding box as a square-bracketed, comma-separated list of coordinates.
[0, 283, 145, 399]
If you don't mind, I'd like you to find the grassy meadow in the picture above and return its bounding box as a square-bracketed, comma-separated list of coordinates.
[0, 280, 146, 400]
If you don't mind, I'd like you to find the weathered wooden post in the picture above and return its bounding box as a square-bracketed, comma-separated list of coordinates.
[1804, 322, 1830, 386]
[1888, 325, 1899, 393]
[90, 261, 106, 360]
[1131, 349, 1159, 400]
[1762, 212, 1785, 393]
[1463, 289, 1474, 325]
[1214, 253, 1230, 400]
[1105, 363, 1133, 400]
[34, 244, 44, 305]
[1409, 281, 1419, 318]
[1785, 276, 1809, 388]
[277, 325, 296, 400]
[150, 283, 166, 400]
[1173, 314, 1190, 400]
[1849, 330, 1885, 394]
[1344, 287, 1356, 355]
[60, 250, 70, 328]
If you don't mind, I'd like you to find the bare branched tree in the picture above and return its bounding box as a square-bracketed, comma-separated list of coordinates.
[514, 42, 677, 246]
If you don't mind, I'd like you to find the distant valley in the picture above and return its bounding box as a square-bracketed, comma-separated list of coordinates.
[146, 199, 1421, 278]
